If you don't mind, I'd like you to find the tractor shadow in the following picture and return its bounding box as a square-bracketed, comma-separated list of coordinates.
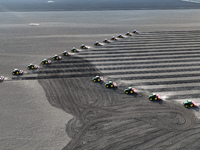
[150, 99, 164, 105]
[191, 107, 200, 112]
[125, 93, 139, 98]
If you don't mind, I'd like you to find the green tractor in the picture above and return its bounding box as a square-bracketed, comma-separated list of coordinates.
[110, 36, 117, 41]
[80, 44, 88, 49]
[148, 93, 161, 101]
[71, 47, 79, 52]
[12, 69, 23, 75]
[41, 59, 51, 65]
[124, 87, 137, 94]
[27, 64, 38, 70]
[92, 76, 104, 82]
[183, 100, 197, 108]
[62, 51, 70, 56]
[53, 55, 62, 60]
[105, 81, 117, 88]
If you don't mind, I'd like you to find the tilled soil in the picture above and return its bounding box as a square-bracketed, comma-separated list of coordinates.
[17, 30, 200, 149]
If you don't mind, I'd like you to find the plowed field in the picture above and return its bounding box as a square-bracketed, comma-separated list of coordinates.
[27, 31, 200, 149]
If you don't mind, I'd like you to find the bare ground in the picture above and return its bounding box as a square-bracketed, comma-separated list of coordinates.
[18, 30, 200, 149]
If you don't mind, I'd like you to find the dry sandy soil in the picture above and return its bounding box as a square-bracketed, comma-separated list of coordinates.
[12, 30, 200, 150]
[2, 9, 200, 150]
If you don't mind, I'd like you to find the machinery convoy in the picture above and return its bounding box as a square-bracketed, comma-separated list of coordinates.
[71, 47, 79, 52]
[103, 39, 110, 43]
[94, 41, 102, 46]
[124, 87, 137, 94]
[105, 81, 118, 88]
[6, 30, 199, 108]
[80, 44, 89, 49]
[111, 36, 117, 41]
[27, 64, 38, 70]
[117, 34, 124, 38]
[126, 32, 132, 36]
[133, 30, 139, 34]
[41, 59, 51, 65]
[183, 100, 197, 108]
[12, 69, 23, 75]
[92, 76, 104, 82]
[62, 51, 70, 56]
[53, 55, 62, 60]
[148, 93, 162, 101]
[0, 76, 4, 82]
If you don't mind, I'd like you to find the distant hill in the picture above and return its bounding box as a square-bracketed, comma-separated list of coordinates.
[0, 0, 200, 11]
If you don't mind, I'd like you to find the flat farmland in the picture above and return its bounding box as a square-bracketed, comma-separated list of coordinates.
[20, 30, 200, 149]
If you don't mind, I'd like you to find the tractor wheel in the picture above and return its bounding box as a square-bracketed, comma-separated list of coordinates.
[94, 80, 96, 82]
[28, 67, 30, 69]
[31, 66, 34, 69]
[154, 97, 157, 100]
[149, 98, 153, 101]
[16, 72, 19, 74]
[111, 85, 113, 87]
[185, 104, 189, 108]
[12, 73, 15, 75]
[130, 91, 133, 94]
[45, 62, 48, 64]
[98, 79, 100, 81]
[42, 62, 44, 64]
[106, 85, 109, 88]
[125, 91, 128, 94]
[190, 104, 194, 107]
